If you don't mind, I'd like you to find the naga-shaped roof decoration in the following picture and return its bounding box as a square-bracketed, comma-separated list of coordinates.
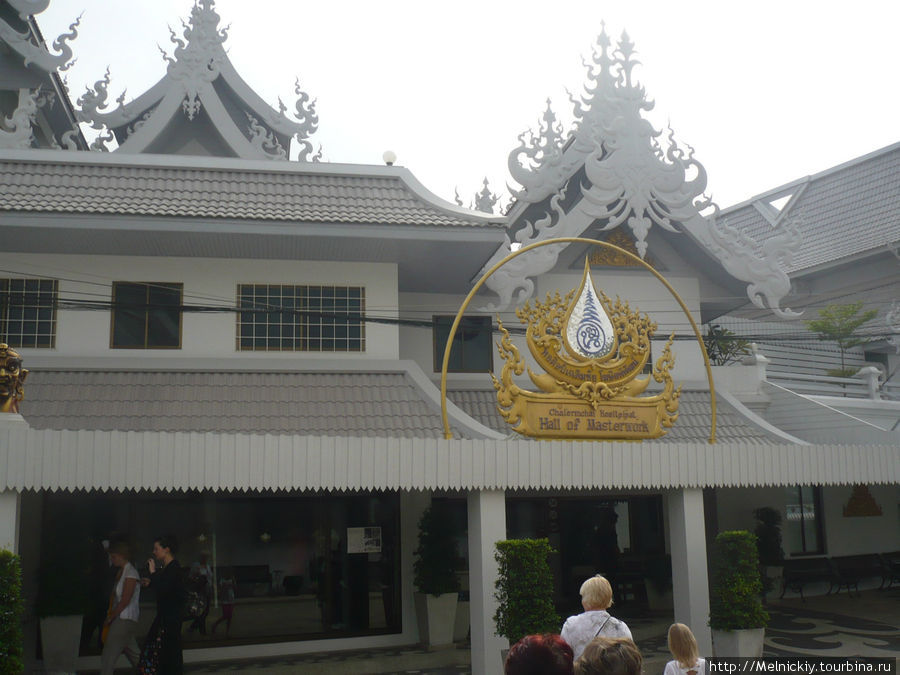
[488, 25, 801, 317]
[75, 0, 320, 161]
[0, 0, 78, 73]
[0, 3, 84, 150]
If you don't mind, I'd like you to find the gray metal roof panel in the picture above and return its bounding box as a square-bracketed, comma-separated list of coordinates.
[722, 143, 900, 274]
[0, 158, 502, 229]
[21, 370, 477, 439]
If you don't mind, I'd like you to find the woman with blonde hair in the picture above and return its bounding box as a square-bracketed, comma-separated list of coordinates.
[100, 541, 140, 675]
[665, 623, 706, 675]
[561, 574, 632, 660]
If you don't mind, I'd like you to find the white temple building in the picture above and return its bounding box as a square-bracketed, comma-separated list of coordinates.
[0, 2, 897, 673]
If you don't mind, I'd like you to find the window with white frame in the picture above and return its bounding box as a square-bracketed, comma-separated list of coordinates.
[0, 278, 58, 348]
[237, 284, 365, 352]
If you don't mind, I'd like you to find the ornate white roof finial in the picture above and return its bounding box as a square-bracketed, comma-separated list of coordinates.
[160, 1, 229, 120]
[507, 97, 570, 202]
[487, 26, 800, 316]
[472, 178, 500, 214]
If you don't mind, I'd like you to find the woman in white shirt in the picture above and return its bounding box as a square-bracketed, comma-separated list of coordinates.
[561, 574, 633, 661]
[664, 623, 706, 675]
[100, 541, 141, 675]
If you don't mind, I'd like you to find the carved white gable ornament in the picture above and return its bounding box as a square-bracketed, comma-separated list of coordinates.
[487, 26, 801, 317]
[75, 0, 320, 161]
[0, 5, 79, 73]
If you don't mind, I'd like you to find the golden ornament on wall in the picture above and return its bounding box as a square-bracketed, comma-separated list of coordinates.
[842, 485, 882, 517]
[492, 260, 680, 440]
[0, 343, 28, 414]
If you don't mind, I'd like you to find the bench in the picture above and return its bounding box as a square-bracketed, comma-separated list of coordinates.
[878, 551, 900, 589]
[780, 557, 831, 600]
[827, 554, 882, 597]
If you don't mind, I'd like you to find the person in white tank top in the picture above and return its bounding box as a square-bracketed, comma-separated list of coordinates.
[664, 623, 706, 675]
[100, 541, 141, 675]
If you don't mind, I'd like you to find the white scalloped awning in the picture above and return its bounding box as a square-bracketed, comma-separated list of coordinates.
[0, 425, 896, 493]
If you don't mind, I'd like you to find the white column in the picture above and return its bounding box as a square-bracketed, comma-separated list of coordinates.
[400, 490, 430, 642]
[667, 488, 712, 655]
[467, 489, 507, 675]
[0, 489, 20, 553]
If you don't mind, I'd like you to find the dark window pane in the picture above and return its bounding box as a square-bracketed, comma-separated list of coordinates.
[113, 308, 146, 347]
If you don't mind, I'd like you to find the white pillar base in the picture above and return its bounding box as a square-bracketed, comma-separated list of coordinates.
[467, 489, 508, 675]
[668, 488, 712, 655]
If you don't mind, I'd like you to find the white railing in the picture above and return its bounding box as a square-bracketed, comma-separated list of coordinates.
[767, 367, 885, 400]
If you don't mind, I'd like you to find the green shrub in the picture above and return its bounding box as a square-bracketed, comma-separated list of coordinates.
[0, 550, 24, 675]
[493, 538, 560, 643]
[709, 530, 769, 631]
[413, 503, 462, 596]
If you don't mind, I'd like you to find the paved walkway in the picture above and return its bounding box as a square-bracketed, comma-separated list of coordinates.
[105, 589, 898, 674]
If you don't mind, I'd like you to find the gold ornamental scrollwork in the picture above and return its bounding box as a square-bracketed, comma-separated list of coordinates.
[490, 261, 681, 440]
[438, 236, 716, 443]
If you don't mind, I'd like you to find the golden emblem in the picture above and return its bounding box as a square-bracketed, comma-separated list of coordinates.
[0, 343, 28, 414]
[492, 261, 680, 439]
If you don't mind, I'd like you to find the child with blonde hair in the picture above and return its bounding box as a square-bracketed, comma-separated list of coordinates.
[664, 623, 705, 675]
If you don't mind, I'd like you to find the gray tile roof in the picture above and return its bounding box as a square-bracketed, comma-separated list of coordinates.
[721, 143, 900, 274]
[447, 388, 782, 445]
[21, 370, 471, 439]
[0, 156, 502, 228]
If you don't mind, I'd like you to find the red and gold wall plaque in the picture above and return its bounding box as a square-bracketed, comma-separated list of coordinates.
[492, 261, 680, 440]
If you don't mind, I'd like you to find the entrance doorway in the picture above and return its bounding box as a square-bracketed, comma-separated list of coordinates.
[506, 494, 666, 616]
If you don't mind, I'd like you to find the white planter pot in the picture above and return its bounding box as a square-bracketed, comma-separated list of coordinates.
[39, 615, 83, 675]
[712, 627, 766, 657]
[414, 592, 458, 647]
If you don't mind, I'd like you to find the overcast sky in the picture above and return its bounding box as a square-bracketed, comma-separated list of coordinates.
[38, 0, 899, 210]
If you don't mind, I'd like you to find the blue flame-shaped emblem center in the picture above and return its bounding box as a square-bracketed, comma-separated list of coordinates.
[576, 288, 609, 357]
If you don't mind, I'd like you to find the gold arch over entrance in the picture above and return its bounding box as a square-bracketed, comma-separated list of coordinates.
[439, 238, 717, 443]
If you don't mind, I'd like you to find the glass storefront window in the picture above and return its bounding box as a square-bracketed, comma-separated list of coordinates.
[38, 491, 401, 656]
[784, 485, 824, 555]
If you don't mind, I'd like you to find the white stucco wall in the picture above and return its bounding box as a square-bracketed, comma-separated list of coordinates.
[821, 484, 900, 556]
[4, 254, 399, 361]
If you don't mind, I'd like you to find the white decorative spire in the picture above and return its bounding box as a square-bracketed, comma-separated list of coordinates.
[159, 1, 229, 120]
[507, 98, 571, 202]
[74, 0, 321, 161]
[486, 25, 800, 317]
[473, 178, 500, 214]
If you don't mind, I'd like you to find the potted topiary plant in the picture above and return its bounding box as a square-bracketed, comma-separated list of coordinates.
[709, 530, 769, 657]
[413, 503, 462, 647]
[0, 550, 24, 675]
[493, 538, 560, 658]
[754, 507, 785, 601]
[35, 512, 91, 673]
